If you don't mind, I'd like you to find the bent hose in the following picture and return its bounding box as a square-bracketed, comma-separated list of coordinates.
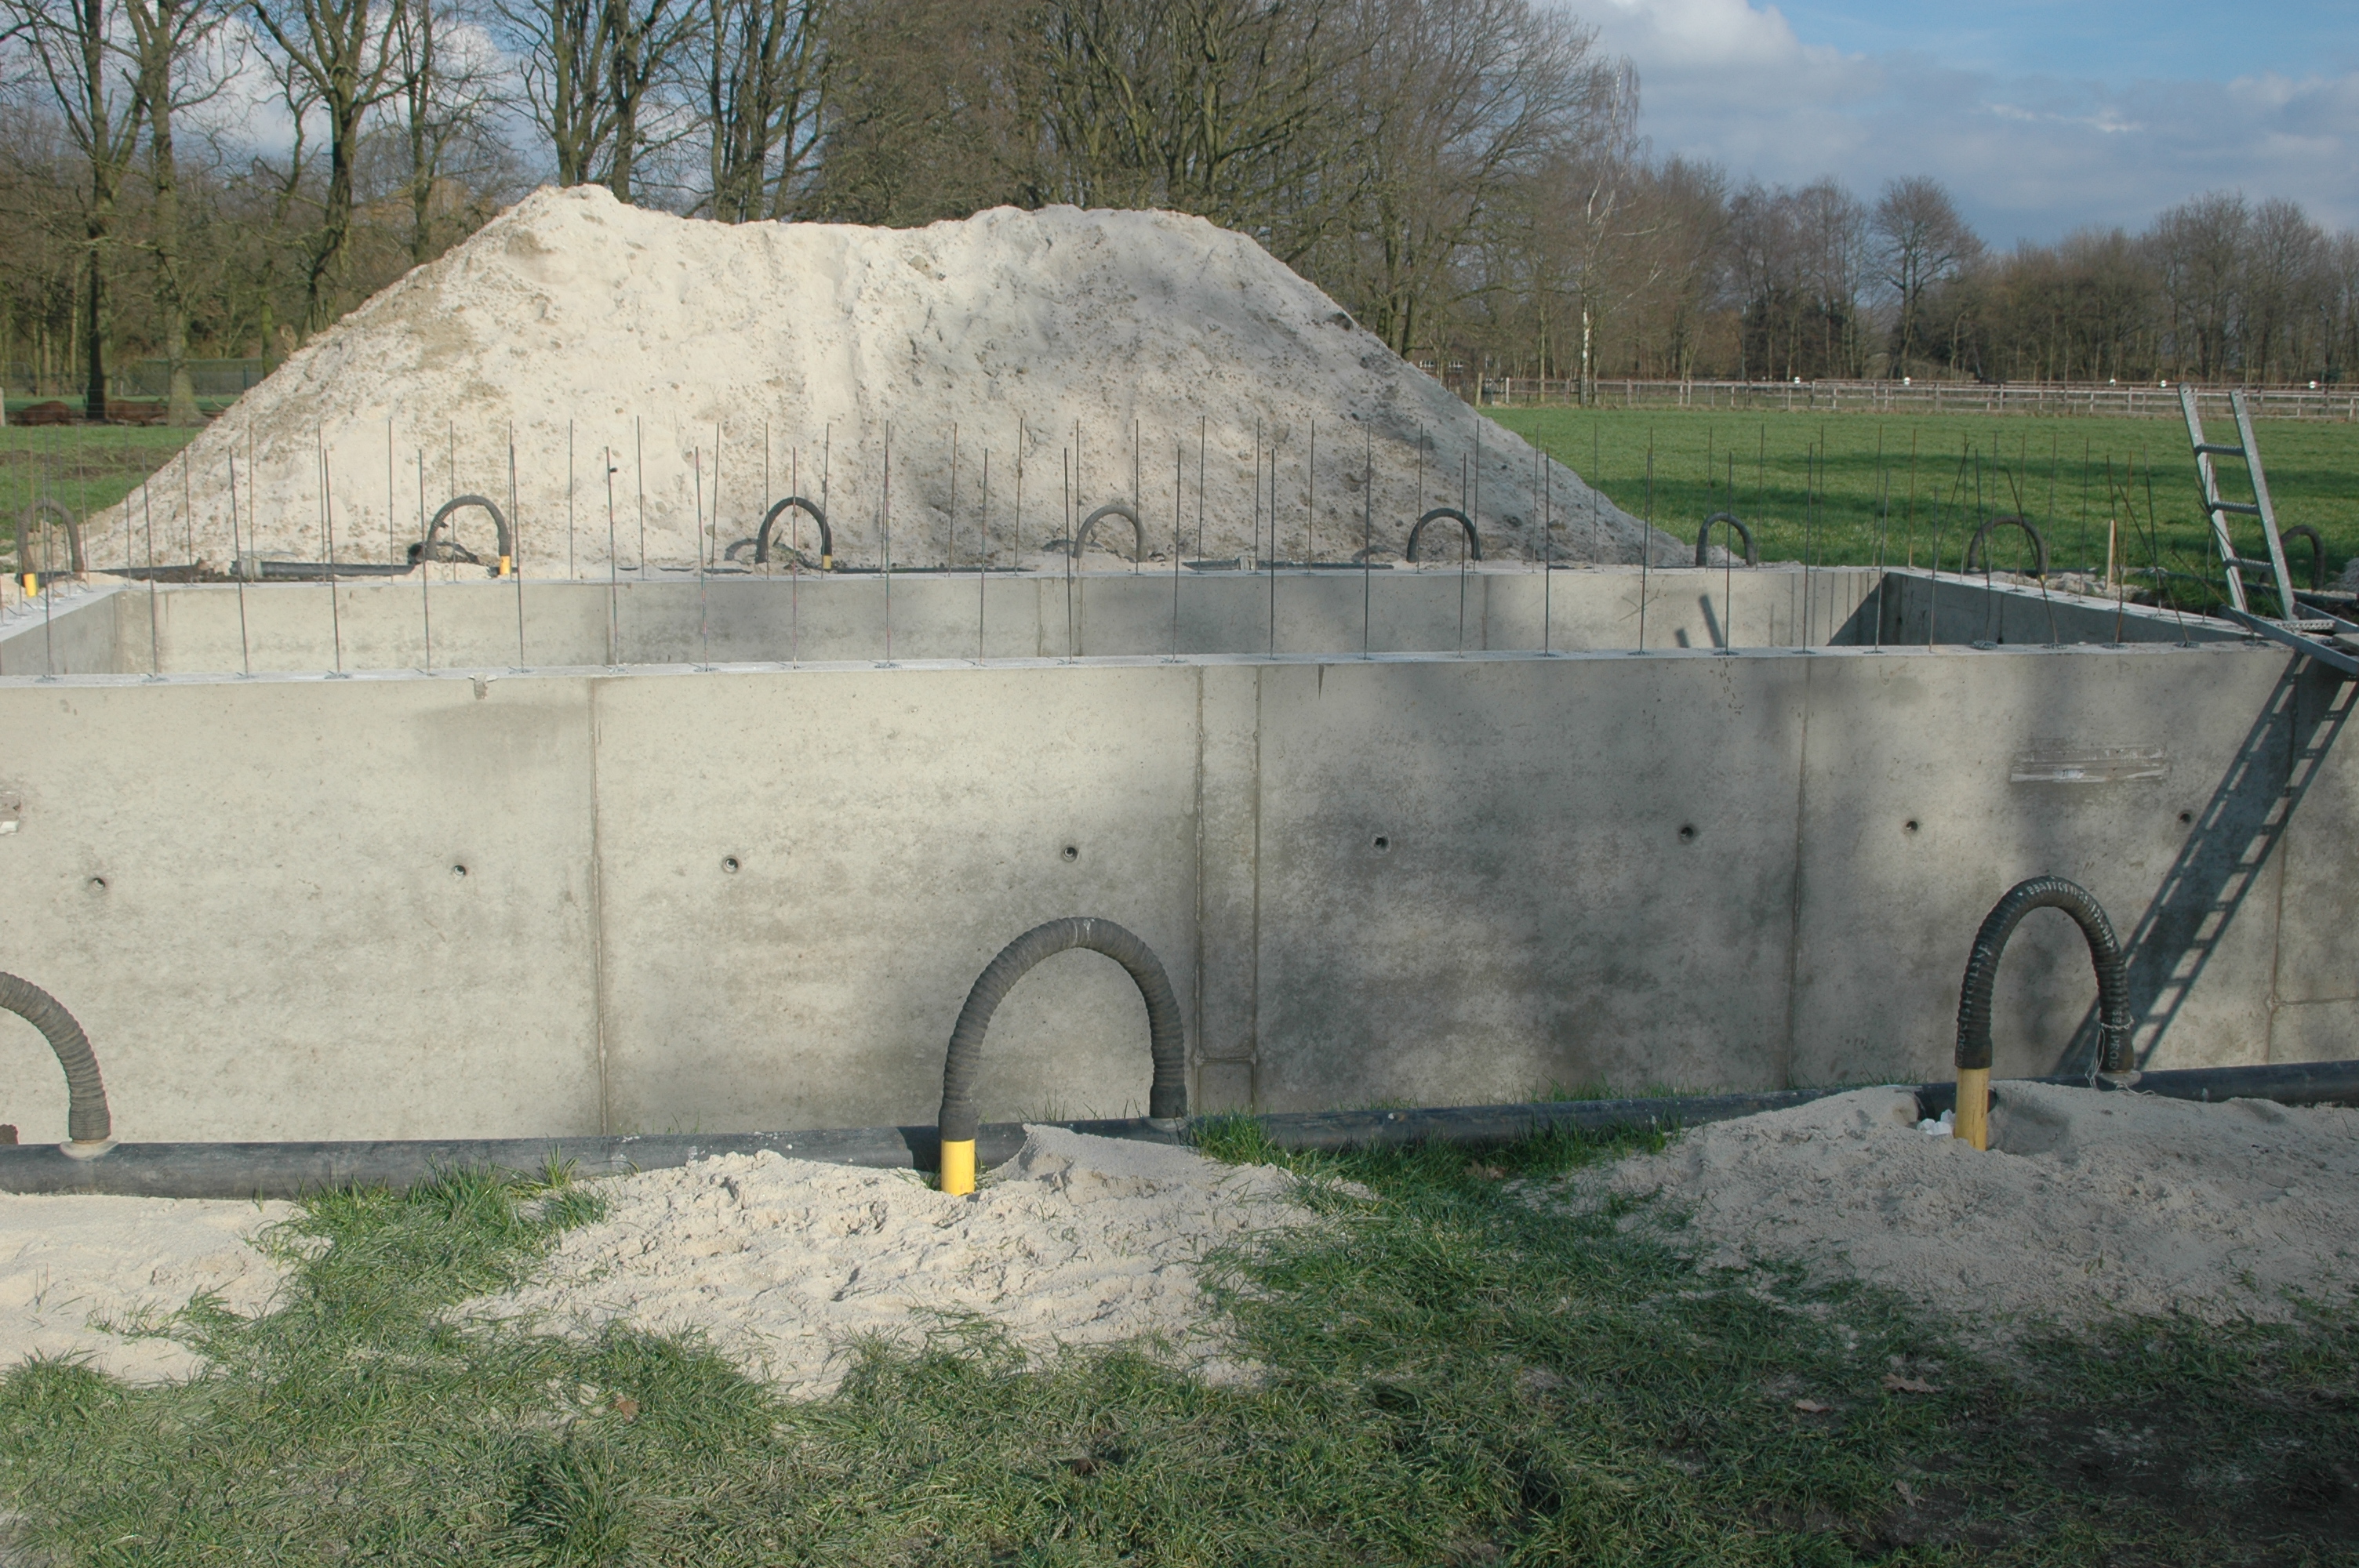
[1074, 503, 1146, 563]
[936, 916, 1187, 1193]
[15, 499, 84, 588]
[420, 495, 512, 576]
[1953, 876, 2132, 1149]
[755, 495, 831, 570]
[1961, 514, 2049, 578]
[2281, 524, 2324, 592]
[1405, 507, 1480, 563]
[0, 972, 110, 1143]
[1695, 512, 1758, 568]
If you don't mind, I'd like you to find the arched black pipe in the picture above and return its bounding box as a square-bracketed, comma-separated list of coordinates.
[754, 495, 831, 567]
[2281, 524, 2325, 591]
[1695, 512, 1758, 567]
[1405, 507, 1480, 563]
[0, 972, 110, 1143]
[1956, 876, 2132, 1076]
[15, 499, 84, 579]
[938, 917, 1187, 1146]
[1073, 502, 1146, 563]
[1961, 514, 2049, 578]
[414, 495, 511, 570]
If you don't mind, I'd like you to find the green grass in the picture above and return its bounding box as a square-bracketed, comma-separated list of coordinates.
[2, 426, 201, 572]
[5, 1138, 2353, 1564]
[1494, 408, 2359, 608]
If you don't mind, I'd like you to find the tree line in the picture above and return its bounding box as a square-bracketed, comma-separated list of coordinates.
[4, 0, 2355, 425]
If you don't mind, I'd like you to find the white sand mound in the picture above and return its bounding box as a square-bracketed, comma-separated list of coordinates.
[0, 1196, 293, 1381]
[473, 1127, 1307, 1394]
[1568, 1083, 2359, 1334]
[100, 187, 1668, 575]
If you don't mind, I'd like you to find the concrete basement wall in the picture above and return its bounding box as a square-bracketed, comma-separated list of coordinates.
[0, 637, 2349, 1143]
[0, 566, 1888, 675]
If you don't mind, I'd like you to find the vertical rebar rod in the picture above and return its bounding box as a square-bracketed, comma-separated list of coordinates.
[1267, 434, 1277, 654]
[1542, 441, 1552, 653]
[790, 445, 800, 663]
[1638, 435, 1651, 652]
[949, 422, 959, 571]
[1305, 421, 1315, 564]
[417, 452, 433, 671]
[1013, 417, 1025, 565]
[1361, 426, 1373, 656]
[387, 419, 396, 564]
[1195, 415, 1205, 560]
[320, 429, 343, 674]
[567, 420, 577, 579]
[510, 428, 525, 666]
[183, 447, 194, 567]
[979, 448, 990, 660]
[1063, 445, 1074, 660]
[604, 447, 620, 664]
[881, 422, 893, 663]
[694, 444, 710, 666]
[142, 472, 158, 675]
[634, 416, 646, 579]
[1171, 438, 1181, 659]
[228, 452, 249, 676]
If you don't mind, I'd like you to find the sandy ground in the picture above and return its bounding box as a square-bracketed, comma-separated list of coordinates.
[0, 1196, 293, 1381]
[470, 1127, 1311, 1394]
[1561, 1083, 2359, 1334]
[86, 188, 1673, 577]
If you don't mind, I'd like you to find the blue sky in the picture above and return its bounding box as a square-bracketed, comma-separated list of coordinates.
[1581, 0, 2359, 244]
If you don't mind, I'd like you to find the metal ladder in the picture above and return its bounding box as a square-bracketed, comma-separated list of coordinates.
[2179, 385, 2359, 675]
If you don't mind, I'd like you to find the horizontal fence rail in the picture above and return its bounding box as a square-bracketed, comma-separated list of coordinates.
[1446, 376, 2359, 422]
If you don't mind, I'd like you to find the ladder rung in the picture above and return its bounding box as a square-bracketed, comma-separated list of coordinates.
[2209, 501, 2263, 516]
[2289, 620, 2337, 633]
[2194, 442, 2247, 458]
[2224, 556, 2280, 572]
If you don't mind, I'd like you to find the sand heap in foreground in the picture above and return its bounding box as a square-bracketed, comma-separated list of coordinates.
[1560, 1083, 2359, 1334]
[101, 188, 1668, 575]
[470, 1127, 1310, 1394]
[0, 1195, 294, 1381]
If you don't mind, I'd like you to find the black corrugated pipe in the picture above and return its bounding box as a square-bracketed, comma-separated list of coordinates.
[0, 971, 111, 1145]
[754, 495, 831, 569]
[15, 498, 84, 589]
[1961, 514, 2050, 577]
[413, 495, 514, 575]
[936, 916, 1187, 1193]
[1405, 507, 1479, 563]
[1074, 502, 1146, 563]
[2281, 524, 2325, 591]
[1954, 876, 2132, 1148]
[1695, 512, 1758, 567]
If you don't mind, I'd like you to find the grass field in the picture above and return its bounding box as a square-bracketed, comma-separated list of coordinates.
[1494, 408, 2359, 608]
[4, 1132, 2352, 1565]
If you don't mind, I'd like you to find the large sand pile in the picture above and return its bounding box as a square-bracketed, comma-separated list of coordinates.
[1564, 1083, 2359, 1334]
[99, 188, 1669, 575]
[470, 1127, 1309, 1394]
[0, 1195, 293, 1381]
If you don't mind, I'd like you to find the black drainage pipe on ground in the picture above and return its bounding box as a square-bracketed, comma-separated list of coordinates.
[1961, 514, 2050, 578]
[937, 916, 1187, 1193]
[1954, 876, 2132, 1149]
[0, 971, 110, 1147]
[2, 1059, 2353, 1200]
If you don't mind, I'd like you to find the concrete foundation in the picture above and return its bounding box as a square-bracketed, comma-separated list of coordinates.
[0, 568, 2341, 1143]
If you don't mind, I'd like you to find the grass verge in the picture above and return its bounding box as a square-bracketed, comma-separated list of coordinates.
[2, 1134, 2354, 1564]
[1491, 407, 2359, 603]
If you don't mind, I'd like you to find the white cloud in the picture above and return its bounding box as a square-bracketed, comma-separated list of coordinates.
[1578, 0, 2359, 240]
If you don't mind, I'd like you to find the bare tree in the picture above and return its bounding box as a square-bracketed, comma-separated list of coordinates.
[2242, 196, 2325, 381]
[495, 0, 686, 199]
[1872, 174, 1978, 376]
[696, 0, 825, 220]
[250, 0, 410, 336]
[7, 0, 147, 416]
[123, 0, 224, 421]
[391, 0, 503, 263]
[2148, 191, 2247, 379]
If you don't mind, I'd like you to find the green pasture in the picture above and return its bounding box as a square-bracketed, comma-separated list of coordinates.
[1496, 408, 2359, 607]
